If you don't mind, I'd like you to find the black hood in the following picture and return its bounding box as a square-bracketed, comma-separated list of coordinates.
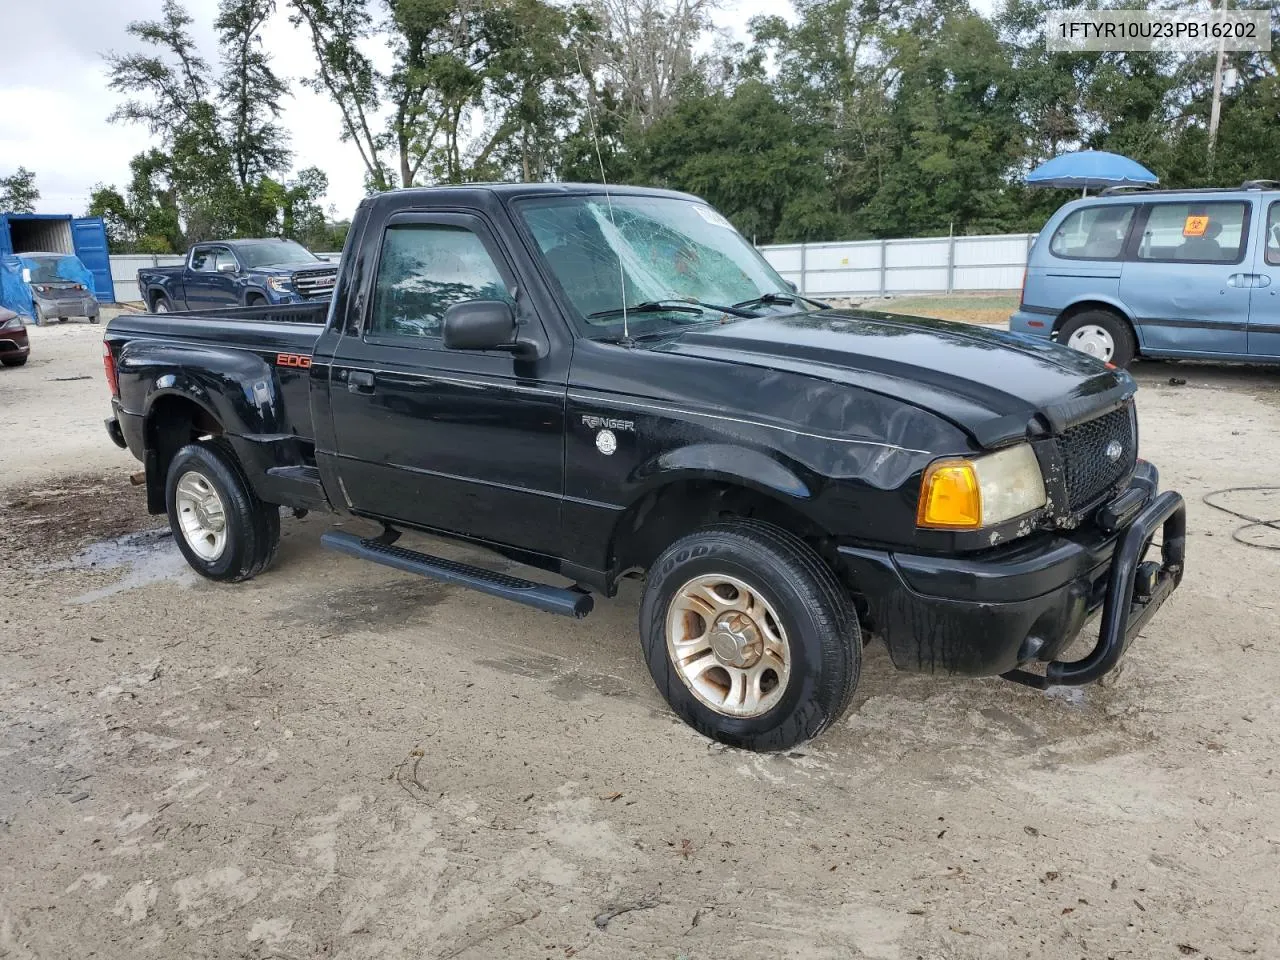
[659, 309, 1136, 447]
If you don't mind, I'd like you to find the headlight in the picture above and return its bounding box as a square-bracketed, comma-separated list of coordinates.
[917, 444, 1046, 530]
[1, 315, 25, 331]
[267, 277, 292, 292]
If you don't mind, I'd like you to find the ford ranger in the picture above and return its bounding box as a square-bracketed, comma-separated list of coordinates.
[102, 184, 1186, 751]
[137, 238, 337, 313]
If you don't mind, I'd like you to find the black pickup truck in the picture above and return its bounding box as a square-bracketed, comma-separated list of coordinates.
[103, 184, 1186, 751]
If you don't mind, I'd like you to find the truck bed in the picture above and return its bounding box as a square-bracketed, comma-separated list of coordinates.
[106, 302, 329, 443]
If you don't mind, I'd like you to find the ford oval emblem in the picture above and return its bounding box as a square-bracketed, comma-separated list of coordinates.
[1105, 440, 1123, 461]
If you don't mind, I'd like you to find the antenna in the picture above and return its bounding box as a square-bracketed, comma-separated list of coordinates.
[575, 51, 628, 341]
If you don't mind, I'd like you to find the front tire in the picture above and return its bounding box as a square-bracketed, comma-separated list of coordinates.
[1058, 309, 1136, 368]
[152, 295, 172, 314]
[165, 440, 280, 582]
[640, 519, 860, 751]
[1, 355, 28, 367]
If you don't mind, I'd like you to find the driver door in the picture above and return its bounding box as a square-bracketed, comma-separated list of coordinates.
[326, 212, 567, 556]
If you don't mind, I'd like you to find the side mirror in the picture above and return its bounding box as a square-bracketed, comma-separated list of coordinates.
[217, 261, 237, 274]
[786, 279, 799, 293]
[443, 300, 518, 351]
[21, 268, 31, 283]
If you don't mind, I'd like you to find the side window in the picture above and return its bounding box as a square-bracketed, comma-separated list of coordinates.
[1267, 202, 1280, 267]
[369, 224, 509, 339]
[211, 248, 235, 272]
[1137, 201, 1248, 263]
[190, 248, 214, 271]
[1049, 205, 1135, 260]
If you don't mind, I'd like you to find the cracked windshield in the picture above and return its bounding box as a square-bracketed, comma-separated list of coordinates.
[517, 194, 803, 337]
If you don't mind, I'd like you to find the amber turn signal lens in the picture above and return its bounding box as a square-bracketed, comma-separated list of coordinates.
[917, 460, 982, 529]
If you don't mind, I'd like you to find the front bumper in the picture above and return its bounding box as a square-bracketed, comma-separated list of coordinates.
[839, 463, 1186, 685]
[35, 297, 99, 322]
[0, 337, 30, 356]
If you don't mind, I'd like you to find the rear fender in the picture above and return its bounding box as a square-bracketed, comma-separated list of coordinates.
[123, 341, 286, 438]
[121, 341, 296, 509]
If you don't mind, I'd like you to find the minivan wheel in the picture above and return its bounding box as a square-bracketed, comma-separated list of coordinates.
[640, 519, 861, 752]
[1058, 310, 1136, 368]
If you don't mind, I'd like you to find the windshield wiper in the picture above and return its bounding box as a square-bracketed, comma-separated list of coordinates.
[731, 291, 830, 311]
[588, 298, 757, 321]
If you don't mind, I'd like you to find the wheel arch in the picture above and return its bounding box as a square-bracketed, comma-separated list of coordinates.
[1054, 299, 1139, 341]
[605, 448, 837, 589]
[143, 392, 227, 513]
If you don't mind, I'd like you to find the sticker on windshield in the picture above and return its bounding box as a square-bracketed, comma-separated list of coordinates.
[693, 206, 733, 229]
[1182, 215, 1210, 237]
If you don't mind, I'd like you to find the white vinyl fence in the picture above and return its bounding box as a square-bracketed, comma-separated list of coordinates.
[759, 233, 1036, 298]
[106, 233, 1036, 304]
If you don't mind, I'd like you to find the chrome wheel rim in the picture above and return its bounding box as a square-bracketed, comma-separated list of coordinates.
[154, 301, 169, 313]
[174, 471, 227, 561]
[1066, 324, 1115, 361]
[665, 573, 791, 718]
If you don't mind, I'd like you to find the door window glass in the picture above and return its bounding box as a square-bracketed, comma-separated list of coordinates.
[370, 224, 509, 339]
[1266, 202, 1280, 266]
[1049, 205, 1135, 260]
[1137, 201, 1248, 262]
[190, 248, 215, 272]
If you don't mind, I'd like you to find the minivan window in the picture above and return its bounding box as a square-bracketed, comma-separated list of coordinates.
[1049, 205, 1135, 260]
[1266, 202, 1280, 266]
[1137, 201, 1248, 263]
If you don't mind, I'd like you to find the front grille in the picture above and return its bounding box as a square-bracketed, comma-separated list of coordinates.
[292, 269, 337, 299]
[1056, 404, 1137, 510]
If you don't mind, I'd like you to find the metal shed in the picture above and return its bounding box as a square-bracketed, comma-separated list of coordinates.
[0, 213, 114, 303]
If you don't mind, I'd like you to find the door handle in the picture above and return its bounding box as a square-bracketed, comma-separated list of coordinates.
[1256, 274, 1272, 288]
[347, 370, 375, 394]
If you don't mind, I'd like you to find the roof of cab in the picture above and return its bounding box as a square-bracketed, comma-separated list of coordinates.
[368, 181, 705, 206]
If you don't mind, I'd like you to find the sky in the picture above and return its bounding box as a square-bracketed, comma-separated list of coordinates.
[0, 0, 998, 222]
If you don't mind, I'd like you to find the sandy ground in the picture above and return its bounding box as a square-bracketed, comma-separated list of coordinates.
[839, 293, 1021, 326]
[2, 318, 1280, 960]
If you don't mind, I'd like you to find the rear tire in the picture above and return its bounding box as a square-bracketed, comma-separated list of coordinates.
[1, 355, 28, 367]
[1057, 309, 1136, 368]
[639, 519, 860, 752]
[165, 439, 280, 582]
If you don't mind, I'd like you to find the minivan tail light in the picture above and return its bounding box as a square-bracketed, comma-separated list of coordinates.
[103, 340, 119, 397]
[1019, 267, 1028, 307]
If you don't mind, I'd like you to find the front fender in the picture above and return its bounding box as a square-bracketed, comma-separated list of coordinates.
[630, 442, 814, 506]
[119, 340, 287, 438]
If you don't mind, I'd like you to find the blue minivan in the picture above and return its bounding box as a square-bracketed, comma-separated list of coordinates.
[1009, 182, 1280, 367]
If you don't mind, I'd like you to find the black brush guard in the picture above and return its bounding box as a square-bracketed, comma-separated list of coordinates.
[1003, 490, 1186, 689]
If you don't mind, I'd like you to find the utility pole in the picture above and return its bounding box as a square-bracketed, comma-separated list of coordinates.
[1208, 0, 1229, 167]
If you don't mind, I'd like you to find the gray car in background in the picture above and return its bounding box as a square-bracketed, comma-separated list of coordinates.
[23, 252, 100, 324]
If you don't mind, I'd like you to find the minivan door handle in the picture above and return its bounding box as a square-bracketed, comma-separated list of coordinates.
[1229, 273, 1271, 288]
[347, 370, 375, 394]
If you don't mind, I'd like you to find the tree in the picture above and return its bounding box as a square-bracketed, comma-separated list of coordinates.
[291, 0, 594, 188]
[102, 0, 307, 249]
[215, 0, 292, 194]
[0, 167, 39, 213]
[288, 0, 395, 190]
[628, 79, 836, 243]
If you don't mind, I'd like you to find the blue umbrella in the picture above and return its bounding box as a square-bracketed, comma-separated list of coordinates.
[1026, 150, 1158, 195]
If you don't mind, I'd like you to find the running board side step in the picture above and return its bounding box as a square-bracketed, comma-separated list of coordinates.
[320, 530, 594, 619]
